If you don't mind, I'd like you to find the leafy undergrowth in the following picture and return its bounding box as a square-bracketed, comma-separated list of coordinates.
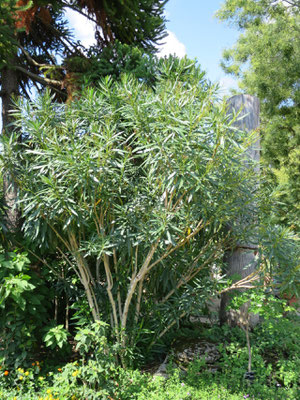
[0, 316, 299, 400]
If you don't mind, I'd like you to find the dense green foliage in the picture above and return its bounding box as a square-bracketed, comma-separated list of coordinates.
[2, 57, 262, 355]
[217, 0, 300, 231]
[1, 0, 168, 233]
[0, 249, 51, 367]
[63, 41, 159, 91]
[0, 0, 20, 65]
[1, 57, 299, 371]
[0, 0, 71, 84]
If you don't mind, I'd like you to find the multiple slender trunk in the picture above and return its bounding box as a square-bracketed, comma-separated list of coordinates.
[1, 62, 262, 346]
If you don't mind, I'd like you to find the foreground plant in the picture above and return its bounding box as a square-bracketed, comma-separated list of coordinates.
[0, 249, 51, 367]
[2, 57, 298, 361]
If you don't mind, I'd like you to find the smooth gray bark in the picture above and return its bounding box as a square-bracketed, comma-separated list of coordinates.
[220, 94, 260, 327]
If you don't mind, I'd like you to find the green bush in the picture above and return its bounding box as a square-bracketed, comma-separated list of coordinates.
[4, 56, 264, 361]
[0, 249, 51, 368]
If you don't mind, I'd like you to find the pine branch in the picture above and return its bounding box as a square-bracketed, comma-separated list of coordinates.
[14, 65, 63, 87]
[39, 15, 87, 57]
[19, 45, 62, 70]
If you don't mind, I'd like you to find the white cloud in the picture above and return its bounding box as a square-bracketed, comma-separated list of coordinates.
[64, 8, 96, 48]
[157, 31, 186, 58]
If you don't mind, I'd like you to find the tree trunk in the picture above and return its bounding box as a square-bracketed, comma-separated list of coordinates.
[220, 94, 260, 327]
[1, 64, 20, 233]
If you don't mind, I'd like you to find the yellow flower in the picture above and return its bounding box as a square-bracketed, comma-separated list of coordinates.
[24, 371, 29, 376]
[19, 375, 24, 380]
[72, 370, 79, 377]
[13, 397, 17, 400]
[38, 376, 44, 381]
[47, 389, 52, 394]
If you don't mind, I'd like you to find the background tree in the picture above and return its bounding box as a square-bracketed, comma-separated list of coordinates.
[217, 0, 300, 231]
[0, 0, 167, 103]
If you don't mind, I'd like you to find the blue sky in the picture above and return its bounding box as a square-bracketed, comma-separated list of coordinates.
[160, 0, 239, 88]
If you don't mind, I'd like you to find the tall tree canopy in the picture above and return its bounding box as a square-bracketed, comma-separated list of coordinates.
[217, 0, 300, 231]
[0, 0, 167, 101]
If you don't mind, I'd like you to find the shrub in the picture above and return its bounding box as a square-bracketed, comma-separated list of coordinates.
[4, 57, 263, 361]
